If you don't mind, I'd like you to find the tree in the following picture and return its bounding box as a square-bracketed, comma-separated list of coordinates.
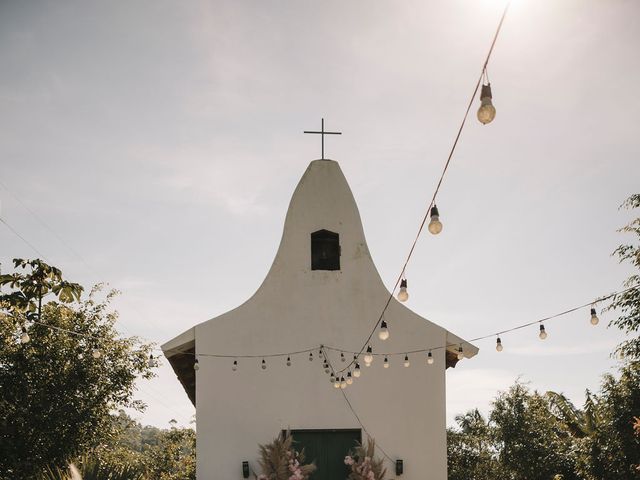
[607, 194, 640, 359]
[490, 382, 578, 480]
[447, 409, 505, 480]
[0, 259, 154, 479]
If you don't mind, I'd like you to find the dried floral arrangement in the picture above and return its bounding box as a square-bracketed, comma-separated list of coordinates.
[344, 438, 387, 480]
[254, 431, 316, 480]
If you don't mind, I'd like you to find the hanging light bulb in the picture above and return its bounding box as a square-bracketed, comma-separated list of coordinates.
[590, 307, 600, 326]
[92, 347, 102, 359]
[427, 351, 434, 365]
[404, 354, 410, 368]
[261, 359, 267, 370]
[539, 324, 548, 340]
[286, 356, 291, 366]
[496, 337, 503, 352]
[20, 326, 30, 344]
[341, 352, 346, 362]
[148, 354, 157, 367]
[324, 362, 330, 374]
[330, 372, 336, 384]
[309, 352, 313, 362]
[353, 363, 361, 377]
[477, 83, 496, 125]
[383, 356, 389, 368]
[428, 205, 443, 235]
[193, 358, 200, 371]
[340, 376, 347, 389]
[398, 279, 409, 302]
[346, 371, 353, 385]
[364, 346, 373, 366]
[457, 346, 464, 361]
[232, 360, 238, 371]
[334, 377, 341, 388]
[378, 320, 390, 340]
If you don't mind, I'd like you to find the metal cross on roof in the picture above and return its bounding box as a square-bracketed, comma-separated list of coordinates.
[304, 118, 342, 160]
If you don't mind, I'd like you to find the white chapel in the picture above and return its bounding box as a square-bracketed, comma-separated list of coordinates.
[162, 158, 478, 480]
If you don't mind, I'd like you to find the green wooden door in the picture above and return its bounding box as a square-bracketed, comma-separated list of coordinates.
[290, 429, 361, 480]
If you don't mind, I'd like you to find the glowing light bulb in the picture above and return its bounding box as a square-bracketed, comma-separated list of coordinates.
[92, 348, 101, 359]
[346, 371, 353, 385]
[427, 351, 434, 365]
[397, 279, 409, 302]
[20, 326, 30, 344]
[364, 346, 373, 366]
[539, 324, 547, 340]
[404, 355, 410, 368]
[334, 377, 341, 388]
[353, 363, 361, 377]
[378, 320, 389, 340]
[477, 83, 496, 125]
[383, 356, 389, 368]
[261, 359, 267, 370]
[428, 206, 443, 235]
[193, 359, 200, 371]
[590, 307, 599, 326]
[340, 376, 347, 389]
[233, 360, 238, 371]
[457, 346, 464, 361]
[330, 373, 335, 383]
[496, 338, 503, 352]
[286, 356, 291, 367]
[148, 354, 157, 367]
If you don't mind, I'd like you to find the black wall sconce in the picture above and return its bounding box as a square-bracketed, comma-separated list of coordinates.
[242, 461, 250, 478]
[395, 459, 403, 476]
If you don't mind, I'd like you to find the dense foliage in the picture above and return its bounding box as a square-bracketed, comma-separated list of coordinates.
[0, 259, 154, 478]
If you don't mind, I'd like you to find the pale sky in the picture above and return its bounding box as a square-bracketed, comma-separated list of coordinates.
[1, 0, 639, 429]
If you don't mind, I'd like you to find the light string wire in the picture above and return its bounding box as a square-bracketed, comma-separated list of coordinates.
[336, 0, 512, 375]
[322, 348, 395, 464]
[0, 217, 49, 261]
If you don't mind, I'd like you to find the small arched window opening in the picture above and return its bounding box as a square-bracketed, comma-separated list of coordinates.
[311, 230, 340, 271]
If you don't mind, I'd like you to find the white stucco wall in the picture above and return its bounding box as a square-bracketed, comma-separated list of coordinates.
[164, 159, 476, 480]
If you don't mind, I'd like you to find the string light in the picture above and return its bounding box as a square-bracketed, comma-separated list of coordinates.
[346, 371, 353, 385]
[193, 359, 200, 371]
[20, 326, 30, 344]
[457, 346, 464, 361]
[148, 354, 157, 367]
[286, 356, 291, 366]
[378, 320, 389, 341]
[330, 372, 336, 384]
[383, 356, 389, 368]
[496, 337, 503, 352]
[233, 359, 238, 371]
[334, 377, 340, 389]
[477, 82, 496, 124]
[403, 354, 410, 367]
[428, 206, 443, 235]
[92, 347, 102, 359]
[353, 362, 361, 378]
[539, 324, 547, 340]
[397, 279, 409, 302]
[427, 351, 434, 364]
[324, 362, 330, 374]
[590, 307, 599, 326]
[364, 346, 373, 366]
[340, 376, 347, 389]
[261, 359, 267, 370]
[309, 352, 313, 362]
[341, 352, 346, 362]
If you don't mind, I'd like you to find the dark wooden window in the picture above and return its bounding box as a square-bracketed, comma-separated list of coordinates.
[311, 230, 340, 271]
